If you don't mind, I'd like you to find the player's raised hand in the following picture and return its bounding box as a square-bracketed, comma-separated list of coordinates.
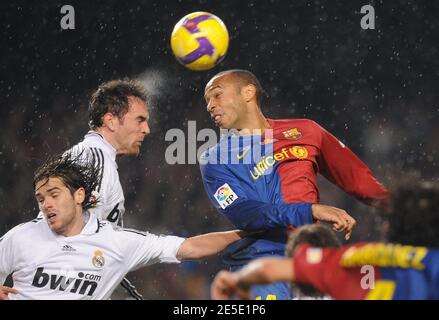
[311, 204, 357, 240]
[0, 286, 18, 300]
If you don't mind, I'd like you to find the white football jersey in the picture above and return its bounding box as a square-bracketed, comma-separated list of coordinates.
[70, 131, 125, 226]
[0, 212, 185, 300]
[38, 131, 126, 227]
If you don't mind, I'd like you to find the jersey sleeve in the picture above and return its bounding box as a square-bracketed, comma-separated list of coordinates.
[117, 229, 185, 271]
[200, 159, 314, 230]
[314, 122, 389, 206]
[0, 231, 16, 285]
[293, 244, 372, 300]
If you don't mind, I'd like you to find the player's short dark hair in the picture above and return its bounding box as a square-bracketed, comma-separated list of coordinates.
[286, 224, 342, 257]
[212, 69, 266, 106]
[286, 224, 342, 298]
[33, 151, 100, 210]
[386, 181, 439, 247]
[88, 79, 148, 129]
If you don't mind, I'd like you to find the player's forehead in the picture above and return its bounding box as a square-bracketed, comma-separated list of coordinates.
[127, 96, 149, 118]
[204, 74, 235, 96]
[35, 177, 67, 194]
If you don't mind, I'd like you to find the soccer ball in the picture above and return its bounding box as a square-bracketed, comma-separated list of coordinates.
[170, 12, 229, 71]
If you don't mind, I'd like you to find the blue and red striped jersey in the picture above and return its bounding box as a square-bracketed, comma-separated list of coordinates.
[200, 118, 388, 266]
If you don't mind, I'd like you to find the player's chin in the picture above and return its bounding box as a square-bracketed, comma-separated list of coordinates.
[217, 119, 231, 129]
[48, 221, 62, 233]
[129, 145, 141, 155]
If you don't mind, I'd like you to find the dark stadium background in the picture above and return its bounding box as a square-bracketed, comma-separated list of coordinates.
[1, 0, 438, 299]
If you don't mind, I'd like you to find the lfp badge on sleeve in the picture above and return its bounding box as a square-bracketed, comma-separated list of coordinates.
[214, 183, 238, 209]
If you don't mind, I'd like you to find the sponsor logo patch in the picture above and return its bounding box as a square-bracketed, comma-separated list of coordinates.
[31, 267, 101, 296]
[214, 183, 238, 209]
[291, 146, 308, 159]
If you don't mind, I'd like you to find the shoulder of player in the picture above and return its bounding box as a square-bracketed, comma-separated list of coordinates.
[94, 221, 143, 236]
[199, 140, 220, 160]
[69, 141, 113, 164]
[0, 217, 45, 243]
[272, 118, 322, 130]
[99, 225, 156, 251]
[199, 142, 221, 168]
[272, 118, 327, 143]
[76, 134, 115, 161]
[110, 226, 150, 237]
[200, 135, 239, 168]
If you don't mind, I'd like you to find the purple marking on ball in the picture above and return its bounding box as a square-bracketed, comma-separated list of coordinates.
[183, 14, 212, 34]
[179, 37, 215, 65]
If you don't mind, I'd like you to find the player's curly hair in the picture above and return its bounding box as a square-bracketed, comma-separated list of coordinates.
[33, 151, 100, 210]
[88, 79, 148, 129]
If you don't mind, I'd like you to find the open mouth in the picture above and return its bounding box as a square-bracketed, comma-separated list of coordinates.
[47, 212, 57, 222]
[212, 114, 222, 125]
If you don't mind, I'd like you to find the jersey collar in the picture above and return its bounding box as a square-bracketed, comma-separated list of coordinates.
[49, 211, 100, 239]
[80, 211, 101, 235]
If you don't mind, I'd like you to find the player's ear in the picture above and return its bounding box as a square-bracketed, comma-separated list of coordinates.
[102, 112, 117, 131]
[241, 84, 257, 103]
[74, 187, 86, 205]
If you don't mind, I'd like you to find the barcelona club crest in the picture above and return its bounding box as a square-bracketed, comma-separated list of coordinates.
[282, 128, 302, 140]
[92, 249, 105, 268]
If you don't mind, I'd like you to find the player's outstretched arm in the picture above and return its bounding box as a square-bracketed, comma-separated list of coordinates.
[0, 286, 18, 300]
[176, 230, 244, 261]
[211, 257, 294, 300]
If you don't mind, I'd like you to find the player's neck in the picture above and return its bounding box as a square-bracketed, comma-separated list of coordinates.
[237, 109, 270, 136]
[95, 128, 119, 154]
[59, 212, 86, 237]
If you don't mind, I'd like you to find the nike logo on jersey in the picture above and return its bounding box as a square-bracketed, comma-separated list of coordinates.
[237, 146, 251, 159]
